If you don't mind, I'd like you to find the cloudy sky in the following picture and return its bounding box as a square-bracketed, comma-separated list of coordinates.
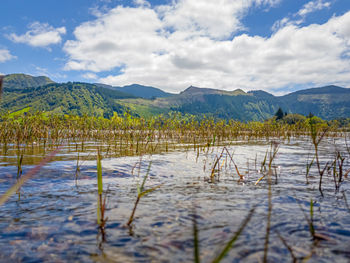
[1, 0, 350, 94]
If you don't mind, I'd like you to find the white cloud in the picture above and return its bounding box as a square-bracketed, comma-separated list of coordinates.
[0, 48, 16, 62]
[8, 22, 66, 48]
[298, 0, 331, 17]
[157, 0, 281, 40]
[272, 0, 331, 31]
[34, 66, 67, 80]
[64, 6, 164, 72]
[82, 72, 98, 79]
[63, 2, 350, 93]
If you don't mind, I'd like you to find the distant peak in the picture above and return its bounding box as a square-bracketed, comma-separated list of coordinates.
[183, 85, 201, 92]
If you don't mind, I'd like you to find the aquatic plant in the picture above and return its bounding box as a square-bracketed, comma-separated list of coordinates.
[191, 204, 256, 263]
[223, 147, 243, 180]
[255, 142, 279, 185]
[211, 207, 256, 263]
[97, 149, 107, 228]
[1, 110, 343, 163]
[308, 118, 329, 196]
[192, 206, 200, 263]
[96, 148, 108, 244]
[127, 162, 162, 226]
[277, 231, 297, 263]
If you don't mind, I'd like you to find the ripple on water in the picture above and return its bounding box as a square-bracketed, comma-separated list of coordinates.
[0, 138, 349, 262]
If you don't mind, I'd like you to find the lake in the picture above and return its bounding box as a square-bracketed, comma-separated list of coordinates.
[0, 136, 349, 262]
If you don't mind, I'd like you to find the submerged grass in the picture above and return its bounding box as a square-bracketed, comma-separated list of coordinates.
[211, 207, 256, 263]
[192, 204, 256, 263]
[96, 148, 108, 243]
[127, 162, 162, 226]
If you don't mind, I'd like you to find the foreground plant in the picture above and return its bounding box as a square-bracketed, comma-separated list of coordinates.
[96, 149, 108, 244]
[97, 149, 107, 229]
[192, 206, 256, 263]
[127, 162, 162, 226]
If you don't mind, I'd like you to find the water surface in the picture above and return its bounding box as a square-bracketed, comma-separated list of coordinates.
[0, 137, 349, 262]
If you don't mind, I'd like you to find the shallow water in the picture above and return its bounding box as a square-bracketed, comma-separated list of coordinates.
[0, 137, 350, 262]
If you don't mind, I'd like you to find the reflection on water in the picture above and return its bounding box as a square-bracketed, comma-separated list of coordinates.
[0, 137, 349, 262]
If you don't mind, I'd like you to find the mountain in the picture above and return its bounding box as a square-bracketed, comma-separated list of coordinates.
[278, 85, 350, 120]
[118, 86, 278, 120]
[95, 83, 173, 99]
[3, 73, 55, 90]
[120, 85, 350, 121]
[1, 73, 349, 121]
[1, 82, 135, 118]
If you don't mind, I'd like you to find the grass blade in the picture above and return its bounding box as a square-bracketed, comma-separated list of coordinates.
[212, 206, 256, 263]
[97, 149, 103, 195]
[193, 207, 200, 263]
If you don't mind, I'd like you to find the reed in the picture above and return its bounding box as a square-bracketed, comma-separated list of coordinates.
[305, 154, 315, 184]
[276, 231, 297, 263]
[75, 152, 81, 185]
[127, 162, 162, 226]
[0, 111, 343, 161]
[96, 148, 107, 227]
[255, 143, 279, 185]
[211, 207, 256, 263]
[223, 147, 244, 180]
[192, 206, 200, 263]
[296, 198, 316, 240]
[309, 119, 329, 196]
[96, 148, 108, 243]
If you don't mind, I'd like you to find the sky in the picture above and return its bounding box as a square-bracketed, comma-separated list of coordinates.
[0, 0, 350, 94]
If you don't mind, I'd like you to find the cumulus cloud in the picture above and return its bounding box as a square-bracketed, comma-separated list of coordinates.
[0, 49, 16, 63]
[8, 22, 66, 48]
[63, 1, 350, 93]
[157, 0, 281, 40]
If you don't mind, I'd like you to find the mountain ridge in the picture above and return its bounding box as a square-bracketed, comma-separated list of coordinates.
[95, 83, 173, 99]
[1, 73, 349, 121]
[3, 73, 55, 90]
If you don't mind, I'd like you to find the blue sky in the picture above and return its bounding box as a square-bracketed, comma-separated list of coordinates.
[1, 0, 350, 94]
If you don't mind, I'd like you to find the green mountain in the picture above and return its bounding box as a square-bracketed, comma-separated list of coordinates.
[3, 73, 54, 90]
[278, 85, 350, 120]
[1, 82, 134, 118]
[120, 85, 350, 121]
[95, 83, 173, 99]
[1, 73, 349, 121]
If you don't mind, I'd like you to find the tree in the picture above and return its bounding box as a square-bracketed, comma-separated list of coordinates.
[275, 107, 284, 120]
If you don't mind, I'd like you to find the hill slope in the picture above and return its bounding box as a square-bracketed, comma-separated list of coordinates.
[279, 85, 350, 120]
[1, 73, 349, 121]
[3, 73, 54, 90]
[120, 85, 350, 120]
[1, 82, 134, 117]
[95, 83, 173, 99]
